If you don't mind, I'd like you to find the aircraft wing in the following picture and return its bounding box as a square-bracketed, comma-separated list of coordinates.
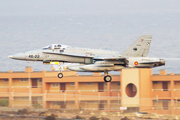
[43, 52, 94, 58]
[43, 52, 126, 61]
[43, 52, 129, 66]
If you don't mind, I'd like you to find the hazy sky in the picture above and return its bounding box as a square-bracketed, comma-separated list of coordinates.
[0, 0, 179, 16]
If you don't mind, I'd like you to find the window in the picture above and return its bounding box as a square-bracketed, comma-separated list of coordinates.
[4, 79, 8, 82]
[38, 79, 42, 83]
[20, 78, 27, 82]
[153, 81, 158, 84]
[70, 82, 75, 86]
[86, 82, 93, 86]
[52, 83, 59, 87]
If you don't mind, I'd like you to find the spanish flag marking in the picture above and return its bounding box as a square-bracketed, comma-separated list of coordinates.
[134, 61, 138, 66]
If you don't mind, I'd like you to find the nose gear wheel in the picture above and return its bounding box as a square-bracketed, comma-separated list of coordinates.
[58, 73, 63, 78]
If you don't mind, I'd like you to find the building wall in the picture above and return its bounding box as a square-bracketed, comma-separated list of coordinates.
[139, 69, 152, 112]
[121, 68, 140, 107]
[37, 80, 42, 87]
[0, 79, 9, 86]
[111, 82, 120, 90]
[47, 83, 76, 92]
[12, 78, 30, 86]
[66, 83, 75, 91]
[48, 83, 60, 92]
[13, 97, 29, 107]
[175, 82, 180, 89]
[79, 82, 98, 91]
[1, 68, 180, 115]
[153, 82, 162, 89]
[153, 81, 171, 90]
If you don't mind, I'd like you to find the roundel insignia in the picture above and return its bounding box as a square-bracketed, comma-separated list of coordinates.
[134, 61, 138, 66]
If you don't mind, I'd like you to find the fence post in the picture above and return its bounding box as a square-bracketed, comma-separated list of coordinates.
[64, 92, 66, 105]
[156, 95, 158, 114]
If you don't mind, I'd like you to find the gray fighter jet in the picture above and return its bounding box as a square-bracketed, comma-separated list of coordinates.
[9, 35, 165, 82]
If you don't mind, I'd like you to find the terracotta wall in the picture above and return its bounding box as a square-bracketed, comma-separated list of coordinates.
[12, 78, 30, 86]
[0, 79, 9, 86]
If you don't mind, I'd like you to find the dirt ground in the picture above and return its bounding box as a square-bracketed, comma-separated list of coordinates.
[0, 109, 180, 120]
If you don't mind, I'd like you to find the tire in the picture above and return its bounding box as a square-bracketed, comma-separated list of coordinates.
[57, 73, 63, 78]
[104, 75, 112, 82]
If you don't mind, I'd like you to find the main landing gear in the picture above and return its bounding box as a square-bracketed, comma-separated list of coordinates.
[57, 63, 63, 79]
[104, 71, 112, 82]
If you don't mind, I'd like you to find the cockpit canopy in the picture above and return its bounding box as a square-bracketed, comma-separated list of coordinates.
[42, 44, 69, 50]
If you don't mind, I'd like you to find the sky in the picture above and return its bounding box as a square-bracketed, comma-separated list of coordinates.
[0, 0, 179, 16]
[0, 0, 180, 73]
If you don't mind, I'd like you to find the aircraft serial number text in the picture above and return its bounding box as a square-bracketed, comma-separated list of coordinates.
[29, 55, 40, 58]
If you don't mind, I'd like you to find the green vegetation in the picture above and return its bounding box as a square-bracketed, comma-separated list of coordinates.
[33, 103, 42, 108]
[0, 99, 9, 107]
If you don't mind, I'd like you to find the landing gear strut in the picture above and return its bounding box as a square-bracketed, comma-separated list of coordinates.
[57, 62, 63, 79]
[104, 71, 112, 82]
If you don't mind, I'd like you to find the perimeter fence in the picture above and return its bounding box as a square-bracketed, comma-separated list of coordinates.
[0, 91, 180, 115]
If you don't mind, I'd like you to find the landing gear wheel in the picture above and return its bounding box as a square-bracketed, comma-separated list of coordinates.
[104, 75, 112, 82]
[58, 73, 63, 78]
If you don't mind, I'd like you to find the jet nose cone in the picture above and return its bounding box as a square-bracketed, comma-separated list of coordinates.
[8, 55, 13, 59]
[8, 53, 25, 60]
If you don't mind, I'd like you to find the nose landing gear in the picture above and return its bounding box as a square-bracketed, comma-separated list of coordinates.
[57, 62, 63, 79]
[58, 73, 63, 78]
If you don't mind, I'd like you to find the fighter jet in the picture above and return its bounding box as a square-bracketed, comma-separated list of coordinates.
[8, 35, 165, 82]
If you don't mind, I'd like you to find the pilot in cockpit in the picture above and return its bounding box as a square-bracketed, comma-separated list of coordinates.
[42, 44, 69, 50]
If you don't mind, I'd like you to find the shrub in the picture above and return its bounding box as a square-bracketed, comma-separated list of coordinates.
[0, 99, 9, 107]
[33, 103, 42, 108]
[89, 116, 99, 120]
[17, 109, 28, 114]
[45, 114, 56, 120]
[39, 112, 45, 116]
[101, 117, 110, 120]
[75, 115, 85, 119]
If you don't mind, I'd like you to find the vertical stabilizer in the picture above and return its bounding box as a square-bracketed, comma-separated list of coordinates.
[121, 35, 152, 57]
